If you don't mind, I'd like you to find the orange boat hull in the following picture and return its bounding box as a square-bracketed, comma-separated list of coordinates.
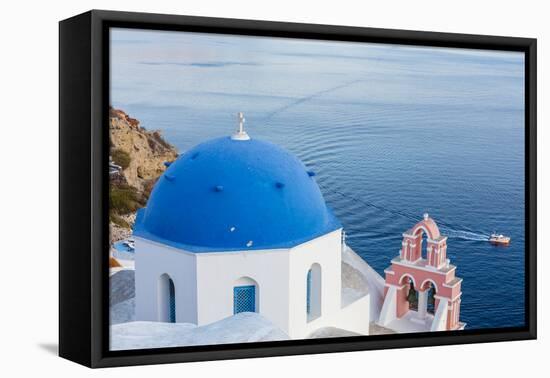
[490, 239, 511, 245]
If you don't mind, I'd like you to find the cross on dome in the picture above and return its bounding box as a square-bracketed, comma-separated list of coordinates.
[238, 112, 244, 133]
[231, 111, 251, 141]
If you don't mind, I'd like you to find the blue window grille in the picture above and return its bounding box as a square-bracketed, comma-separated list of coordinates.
[233, 285, 256, 314]
[168, 278, 176, 323]
[306, 269, 312, 315]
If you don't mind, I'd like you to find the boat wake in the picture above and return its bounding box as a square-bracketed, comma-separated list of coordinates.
[320, 185, 490, 243]
[263, 79, 363, 123]
[438, 228, 490, 242]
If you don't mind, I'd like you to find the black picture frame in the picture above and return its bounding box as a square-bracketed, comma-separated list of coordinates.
[59, 9, 537, 368]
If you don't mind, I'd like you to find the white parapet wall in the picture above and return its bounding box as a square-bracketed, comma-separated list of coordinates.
[431, 298, 449, 332]
[337, 293, 371, 335]
[342, 245, 385, 322]
[378, 285, 397, 326]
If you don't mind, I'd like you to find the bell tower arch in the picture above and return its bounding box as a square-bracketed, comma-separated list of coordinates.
[400, 213, 448, 268]
[378, 214, 465, 331]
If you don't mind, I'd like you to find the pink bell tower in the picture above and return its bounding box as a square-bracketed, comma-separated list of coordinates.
[377, 214, 465, 331]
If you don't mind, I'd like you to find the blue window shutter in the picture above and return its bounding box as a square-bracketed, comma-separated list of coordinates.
[306, 269, 312, 315]
[168, 278, 176, 323]
[233, 285, 256, 314]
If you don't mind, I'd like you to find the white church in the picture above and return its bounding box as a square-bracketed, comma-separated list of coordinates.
[130, 113, 463, 339]
[132, 113, 371, 339]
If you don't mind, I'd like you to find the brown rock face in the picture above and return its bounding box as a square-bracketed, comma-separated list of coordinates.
[109, 213, 136, 244]
[109, 107, 178, 191]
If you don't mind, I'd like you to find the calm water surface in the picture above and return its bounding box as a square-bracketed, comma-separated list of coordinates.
[111, 29, 525, 330]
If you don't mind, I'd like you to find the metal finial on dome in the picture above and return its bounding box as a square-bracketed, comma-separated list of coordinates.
[231, 112, 250, 141]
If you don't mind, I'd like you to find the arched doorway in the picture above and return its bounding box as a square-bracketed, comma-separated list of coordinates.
[158, 273, 176, 323]
[233, 277, 259, 314]
[306, 263, 322, 321]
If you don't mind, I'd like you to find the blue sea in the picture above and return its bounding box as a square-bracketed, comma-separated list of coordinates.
[111, 29, 526, 330]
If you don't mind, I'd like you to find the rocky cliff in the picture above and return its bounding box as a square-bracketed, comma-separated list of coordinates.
[109, 107, 178, 243]
[110, 107, 178, 191]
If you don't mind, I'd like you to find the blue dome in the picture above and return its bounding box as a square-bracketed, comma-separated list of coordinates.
[133, 136, 341, 252]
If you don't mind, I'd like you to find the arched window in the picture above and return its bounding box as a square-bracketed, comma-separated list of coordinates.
[427, 285, 436, 314]
[233, 277, 258, 314]
[412, 226, 431, 261]
[420, 280, 438, 315]
[158, 274, 176, 323]
[421, 231, 429, 260]
[307, 264, 322, 321]
[406, 280, 418, 311]
[400, 275, 418, 311]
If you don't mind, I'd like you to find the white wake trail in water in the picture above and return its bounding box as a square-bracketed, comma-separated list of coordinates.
[263, 79, 363, 122]
[320, 185, 490, 242]
[437, 227, 490, 242]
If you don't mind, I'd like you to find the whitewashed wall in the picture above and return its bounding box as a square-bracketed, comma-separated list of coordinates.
[195, 248, 291, 328]
[135, 228, 370, 338]
[287, 229, 370, 337]
[134, 238, 198, 324]
[287, 230, 343, 337]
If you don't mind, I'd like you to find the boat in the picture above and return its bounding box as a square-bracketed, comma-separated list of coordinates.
[122, 240, 135, 251]
[489, 233, 511, 245]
